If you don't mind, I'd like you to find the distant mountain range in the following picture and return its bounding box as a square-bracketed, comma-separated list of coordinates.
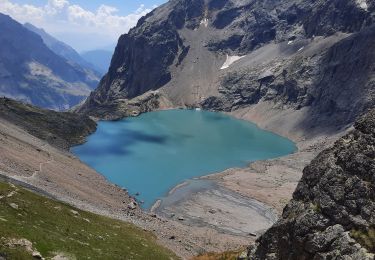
[0, 13, 100, 110]
[81, 49, 113, 75]
[24, 23, 102, 78]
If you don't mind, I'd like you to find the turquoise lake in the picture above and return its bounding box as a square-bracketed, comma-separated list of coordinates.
[72, 110, 296, 209]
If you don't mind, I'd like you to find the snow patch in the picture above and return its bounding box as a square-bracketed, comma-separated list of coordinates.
[288, 40, 293, 45]
[356, 0, 368, 10]
[200, 18, 209, 28]
[220, 55, 246, 70]
[117, 66, 126, 73]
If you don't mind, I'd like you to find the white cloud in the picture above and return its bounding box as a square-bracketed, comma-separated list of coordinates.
[0, 0, 152, 51]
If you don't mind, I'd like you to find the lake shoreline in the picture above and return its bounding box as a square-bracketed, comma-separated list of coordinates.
[73, 109, 297, 210]
[84, 106, 346, 258]
[131, 104, 347, 257]
[0, 105, 346, 259]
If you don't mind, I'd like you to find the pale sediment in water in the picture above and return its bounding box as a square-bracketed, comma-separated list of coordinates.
[155, 179, 278, 236]
[150, 199, 161, 213]
[168, 181, 189, 196]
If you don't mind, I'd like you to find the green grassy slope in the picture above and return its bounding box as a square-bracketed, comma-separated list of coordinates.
[0, 181, 176, 260]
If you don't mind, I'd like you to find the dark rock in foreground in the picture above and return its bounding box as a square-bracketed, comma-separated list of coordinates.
[247, 108, 375, 259]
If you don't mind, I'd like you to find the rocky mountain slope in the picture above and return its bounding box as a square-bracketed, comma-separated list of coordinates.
[0, 97, 96, 150]
[78, 0, 374, 136]
[0, 13, 99, 110]
[23, 23, 102, 77]
[247, 107, 375, 259]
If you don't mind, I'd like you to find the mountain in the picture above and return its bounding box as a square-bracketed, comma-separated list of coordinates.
[0, 13, 99, 110]
[81, 49, 113, 75]
[23, 23, 102, 77]
[78, 0, 375, 137]
[247, 108, 375, 259]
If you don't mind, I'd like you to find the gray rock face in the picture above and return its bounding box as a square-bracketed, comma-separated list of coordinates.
[247, 109, 375, 259]
[79, 0, 375, 133]
[202, 25, 375, 130]
[208, 0, 375, 53]
[0, 13, 99, 110]
[83, 0, 199, 107]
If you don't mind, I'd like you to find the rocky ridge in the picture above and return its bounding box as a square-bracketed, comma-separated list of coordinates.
[0, 97, 96, 150]
[247, 108, 375, 259]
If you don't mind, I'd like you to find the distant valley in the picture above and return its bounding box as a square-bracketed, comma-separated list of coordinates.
[24, 23, 102, 78]
[81, 49, 114, 75]
[0, 13, 104, 110]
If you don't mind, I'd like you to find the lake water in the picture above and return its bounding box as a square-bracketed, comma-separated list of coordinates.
[72, 110, 296, 209]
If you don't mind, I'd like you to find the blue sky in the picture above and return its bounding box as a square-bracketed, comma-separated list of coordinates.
[10, 0, 166, 16]
[0, 0, 167, 51]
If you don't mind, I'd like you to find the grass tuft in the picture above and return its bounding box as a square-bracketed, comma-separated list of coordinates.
[350, 227, 375, 252]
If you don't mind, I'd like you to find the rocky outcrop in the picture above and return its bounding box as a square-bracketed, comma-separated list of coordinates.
[208, 0, 375, 53]
[0, 97, 96, 149]
[77, 91, 171, 120]
[247, 108, 375, 259]
[0, 13, 99, 110]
